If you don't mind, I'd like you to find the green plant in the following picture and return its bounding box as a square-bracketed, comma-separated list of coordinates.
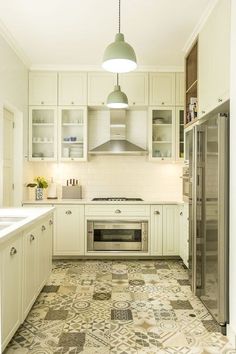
[27, 176, 48, 189]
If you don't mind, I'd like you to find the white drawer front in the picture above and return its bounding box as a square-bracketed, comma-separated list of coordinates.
[85, 204, 150, 217]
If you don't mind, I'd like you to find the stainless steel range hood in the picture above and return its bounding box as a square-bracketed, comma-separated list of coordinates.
[89, 110, 147, 155]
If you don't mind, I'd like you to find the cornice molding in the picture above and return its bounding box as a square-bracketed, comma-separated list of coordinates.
[29, 64, 184, 72]
[183, 0, 219, 54]
[0, 19, 31, 67]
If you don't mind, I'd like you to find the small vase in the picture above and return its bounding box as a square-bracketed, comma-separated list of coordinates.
[35, 187, 43, 200]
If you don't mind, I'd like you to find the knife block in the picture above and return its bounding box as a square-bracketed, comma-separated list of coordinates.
[62, 185, 82, 199]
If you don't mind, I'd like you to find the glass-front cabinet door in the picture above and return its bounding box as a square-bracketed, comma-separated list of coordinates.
[176, 107, 184, 160]
[58, 107, 87, 161]
[29, 106, 57, 161]
[149, 107, 175, 160]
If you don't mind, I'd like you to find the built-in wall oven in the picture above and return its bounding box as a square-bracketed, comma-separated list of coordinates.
[87, 220, 148, 252]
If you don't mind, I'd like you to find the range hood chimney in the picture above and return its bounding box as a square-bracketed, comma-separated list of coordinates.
[89, 110, 147, 155]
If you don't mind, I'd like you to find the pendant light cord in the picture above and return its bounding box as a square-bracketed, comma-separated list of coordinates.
[118, 0, 121, 33]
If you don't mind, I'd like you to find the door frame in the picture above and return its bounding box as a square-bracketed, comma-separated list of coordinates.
[0, 101, 23, 207]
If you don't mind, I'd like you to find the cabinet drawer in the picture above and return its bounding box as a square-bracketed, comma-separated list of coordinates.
[85, 204, 150, 217]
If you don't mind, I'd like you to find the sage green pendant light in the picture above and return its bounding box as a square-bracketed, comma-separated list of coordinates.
[107, 73, 128, 108]
[102, 0, 137, 73]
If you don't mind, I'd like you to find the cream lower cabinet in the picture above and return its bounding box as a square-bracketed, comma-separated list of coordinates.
[38, 217, 53, 292]
[150, 204, 180, 256]
[1, 236, 22, 351]
[54, 205, 85, 256]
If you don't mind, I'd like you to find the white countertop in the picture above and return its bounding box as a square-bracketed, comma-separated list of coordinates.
[0, 207, 54, 245]
[22, 199, 184, 205]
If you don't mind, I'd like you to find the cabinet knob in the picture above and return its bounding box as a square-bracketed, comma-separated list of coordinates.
[30, 234, 35, 242]
[10, 247, 17, 256]
[41, 157, 44, 161]
[180, 212, 183, 216]
[202, 110, 206, 114]
[71, 101, 74, 105]
[41, 101, 44, 105]
[161, 102, 165, 105]
[66, 210, 72, 215]
[154, 210, 160, 215]
[218, 98, 223, 103]
[115, 209, 121, 214]
[71, 158, 74, 161]
[49, 219, 53, 225]
[102, 102, 105, 105]
[41, 225, 46, 231]
[133, 102, 136, 105]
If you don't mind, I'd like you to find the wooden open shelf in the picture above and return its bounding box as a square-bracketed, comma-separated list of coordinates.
[185, 40, 198, 127]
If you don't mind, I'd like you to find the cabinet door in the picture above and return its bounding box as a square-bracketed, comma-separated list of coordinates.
[163, 205, 179, 255]
[149, 73, 175, 106]
[88, 72, 115, 106]
[175, 73, 184, 106]
[22, 227, 38, 319]
[29, 106, 58, 162]
[175, 107, 184, 160]
[58, 106, 88, 161]
[150, 205, 163, 255]
[198, 0, 230, 117]
[29, 72, 57, 105]
[38, 218, 52, 291]
[1, 237, 22, 350]
[149, 107, 176, 161]
[58, 72, 87, 105]
[119, 73, 148, 106]
[54, 205, 85, 255]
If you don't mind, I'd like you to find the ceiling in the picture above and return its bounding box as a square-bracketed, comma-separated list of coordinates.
[0, 0, 214, 69]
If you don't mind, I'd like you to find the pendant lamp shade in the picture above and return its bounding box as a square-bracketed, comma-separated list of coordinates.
[107, 84, 128, 109]
[102, 33, 137, 73]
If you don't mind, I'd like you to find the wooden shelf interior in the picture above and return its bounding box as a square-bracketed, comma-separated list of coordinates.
[185, 41, 198, 126]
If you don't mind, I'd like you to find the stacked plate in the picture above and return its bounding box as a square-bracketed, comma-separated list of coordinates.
[70, 144, 83, 158]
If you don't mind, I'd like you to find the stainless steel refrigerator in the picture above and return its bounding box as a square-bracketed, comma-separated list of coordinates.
[187, 111, 229, 333]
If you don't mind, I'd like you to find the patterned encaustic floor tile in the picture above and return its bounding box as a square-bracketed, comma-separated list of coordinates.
[3, 260, 236, 354]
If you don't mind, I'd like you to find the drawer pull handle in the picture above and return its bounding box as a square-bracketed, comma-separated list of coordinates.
[30, 234, 35, 242]
[218, 98, 223, 103]
[10, 247, 17, 256]
[66, 210, 72, 215]
[154, 210, 160, 215]
[115, 209, 121, 214]
[71, 101, 74, 104]
[41, 225, 46, 231]
[41, 101, 44, 105]
[49, 219, 53, 225]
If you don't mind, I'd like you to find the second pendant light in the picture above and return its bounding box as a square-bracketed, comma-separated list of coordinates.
[107, 73, 128, 109]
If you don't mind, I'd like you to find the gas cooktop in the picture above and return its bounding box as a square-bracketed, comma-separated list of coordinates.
[92, 197, 143, 201]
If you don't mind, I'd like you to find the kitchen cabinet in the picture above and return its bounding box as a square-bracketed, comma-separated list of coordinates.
[149, 73, 176, 106]
[54, 205, 85, 256]
[163, 205, 179, 255]
[85, 204, 150, 217]
[179, 203, 189, 268]
[176, 107, 184, 160]
[22, 225, 39, 319]
[148, 106, 176, 161]
[175, 73, 184, 106]
[1, 236, 22, 350]
[58, 106, 88, 161]
[119, 72, 148, 107]
[58, 72, 87, 106]
[150, 205, 163, 255]
[88, 72, 116, 106]
[198, 0, 230, 118]
[29, 106, 58, 161]
[29, 72, 57, 106]
[38, 217, 53, 292]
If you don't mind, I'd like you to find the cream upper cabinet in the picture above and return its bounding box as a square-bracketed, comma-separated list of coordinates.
[119, 72, 148, 107]
[88, 72, 116, 106]
[175, 73, 184, 106]
[58, 72, 87, 105]
[198, 0, 230, 118]
[149, 72, 176, 106]
[29, 72, 57, 105]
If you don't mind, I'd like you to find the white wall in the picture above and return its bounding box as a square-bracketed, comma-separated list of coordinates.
[26, 158, 183, 201]
[0, 33, 28, 205]
[228, 0, 236, 347]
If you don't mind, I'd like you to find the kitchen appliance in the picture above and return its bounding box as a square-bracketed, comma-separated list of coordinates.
[92, 197, 143, 201]
[188, 111, 229, 333]
[87, 220, 148, 252]
[89, 110, 147, 155]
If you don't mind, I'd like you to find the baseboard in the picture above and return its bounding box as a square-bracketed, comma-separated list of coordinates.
[227, 324, 236, 349]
